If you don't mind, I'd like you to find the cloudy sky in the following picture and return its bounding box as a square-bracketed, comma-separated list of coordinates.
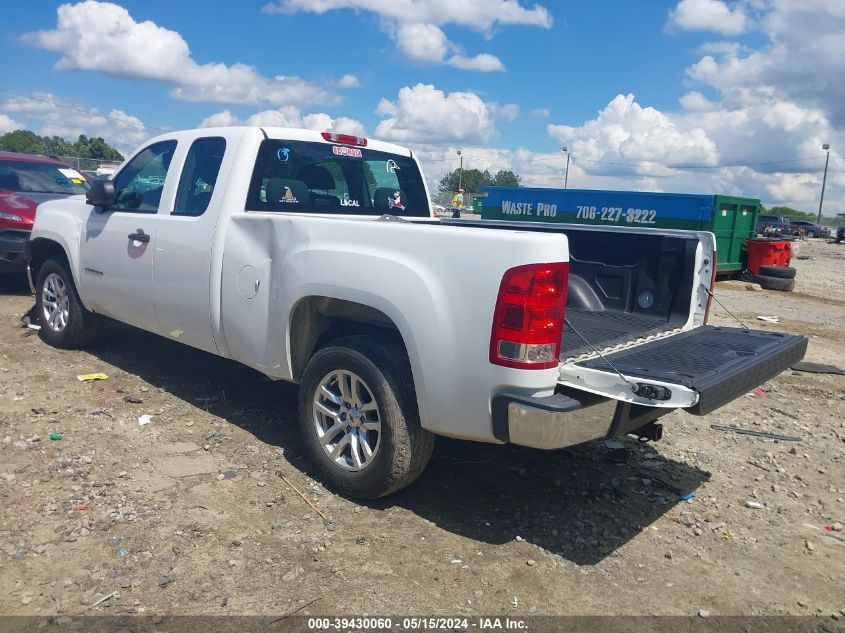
[1, 0, 843, 214]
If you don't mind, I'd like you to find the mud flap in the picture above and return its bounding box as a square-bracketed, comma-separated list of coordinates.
[571, 326, 808, 415]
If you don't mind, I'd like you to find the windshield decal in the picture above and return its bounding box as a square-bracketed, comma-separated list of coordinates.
[58, 167, 85, 180]
[332, 146, 362, 158]
[386, 159, 399, 173]
[276, 147, 290, 162]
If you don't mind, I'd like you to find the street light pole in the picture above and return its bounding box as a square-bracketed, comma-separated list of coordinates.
[817, 143, 830, 225]
[457, 149, 463, 191]
[562, 146, 570, 189]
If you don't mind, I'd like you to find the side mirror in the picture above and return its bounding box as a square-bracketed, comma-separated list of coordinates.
[86, 179, 117, 209]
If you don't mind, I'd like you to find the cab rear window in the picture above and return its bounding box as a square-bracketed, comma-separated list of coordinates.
[245, 140, 428, 217]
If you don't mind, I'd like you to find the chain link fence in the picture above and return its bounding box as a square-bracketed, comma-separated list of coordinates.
[53, 155, 122, 174]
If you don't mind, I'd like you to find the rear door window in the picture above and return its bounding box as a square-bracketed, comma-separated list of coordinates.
[245, 140, 428, 217]
[173, 137, 226, 217]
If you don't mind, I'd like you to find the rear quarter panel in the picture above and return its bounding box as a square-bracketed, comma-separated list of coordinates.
[217, 214, 571, 442]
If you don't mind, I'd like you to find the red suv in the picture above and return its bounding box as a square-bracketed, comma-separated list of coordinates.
[0, 151, 90, 274]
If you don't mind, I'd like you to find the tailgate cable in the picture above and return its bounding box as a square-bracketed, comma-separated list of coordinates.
[704, 288, 748, 329]
[564, 317, 673, 402]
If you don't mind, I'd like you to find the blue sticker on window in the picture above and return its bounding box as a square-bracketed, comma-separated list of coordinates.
[277, 147, 290, 162]
[55, 177, 72, 187]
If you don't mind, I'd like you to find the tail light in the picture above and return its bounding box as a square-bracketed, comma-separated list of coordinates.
[321, 132, 367, 147]
[704, 250, 717, 324]
[490, 262, 569, 369]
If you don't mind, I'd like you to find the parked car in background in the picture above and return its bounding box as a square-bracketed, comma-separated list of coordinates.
[756, 214, 790, 235]
[788, 220, 824, 238]
[835, 226, 845, 244]
[0, 151, 89, 275]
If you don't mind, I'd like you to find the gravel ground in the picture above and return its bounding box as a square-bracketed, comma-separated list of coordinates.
[0, 239, 843, 618]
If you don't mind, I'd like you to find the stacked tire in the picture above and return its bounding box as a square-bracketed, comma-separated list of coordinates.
[754, 265, 796, 292]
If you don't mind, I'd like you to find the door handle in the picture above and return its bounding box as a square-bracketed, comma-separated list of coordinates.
[128, 231, 150, 243]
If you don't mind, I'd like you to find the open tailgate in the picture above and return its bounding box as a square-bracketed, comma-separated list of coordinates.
[560, 326, 808, 415]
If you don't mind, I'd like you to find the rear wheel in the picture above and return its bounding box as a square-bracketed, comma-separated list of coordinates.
[757, 265, 796, 279]
[35, 258, 102, 348]
[806, 230, 816, 238]
[298, 335, 434, 499]
[753, 274, 795, 292]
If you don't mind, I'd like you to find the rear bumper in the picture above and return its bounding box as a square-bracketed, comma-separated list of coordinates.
[492, 391, 618, 449]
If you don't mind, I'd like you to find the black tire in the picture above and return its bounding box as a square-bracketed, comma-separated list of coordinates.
[298, 335, 434, 499]
[754, 274, 795, 292]
[35, 258, 102, 348]
[806, 231, 816, 238]
[757, 265, 796, 279]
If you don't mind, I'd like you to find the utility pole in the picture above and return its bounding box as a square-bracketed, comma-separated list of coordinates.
[457, 149, 463, 191]
[562, 146, 570, 189]
[817, 143, 830, 225]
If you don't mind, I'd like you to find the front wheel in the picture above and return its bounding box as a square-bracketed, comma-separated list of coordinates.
[298, 335, 434, 499]
[35, 258, 102, 348]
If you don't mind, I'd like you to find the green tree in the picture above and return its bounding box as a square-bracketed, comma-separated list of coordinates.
[70, 135, 123, 161]
[493, 169, 521, 187]
[0, 129, 45, 154]
[0, 129, 123, 162]
[769, 206, 818, 221]
[438, 167, 523, 195]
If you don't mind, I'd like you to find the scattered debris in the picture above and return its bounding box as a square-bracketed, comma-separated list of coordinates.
[710, 425, 801, 442]
[77, 373, 109, 382]
[49, 433, 63, 441]
[745, 501, 764, 509]
[756, 315, 780, 323]
[122, 395, 143, 404]
[277, 471, 328, 521]
[90, 591, 117, 608]
[75, 501, 92, 511]
[680, 492, 696, 501]
[790, 361, 844, 375]
[138, 415, 154, 426]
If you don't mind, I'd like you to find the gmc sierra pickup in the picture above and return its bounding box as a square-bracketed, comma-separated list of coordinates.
[26, 127, 807, 498]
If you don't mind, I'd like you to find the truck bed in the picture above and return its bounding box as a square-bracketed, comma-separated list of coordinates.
[561, 308, 681, 359]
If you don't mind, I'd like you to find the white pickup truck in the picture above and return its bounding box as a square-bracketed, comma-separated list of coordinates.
[27, 127, 807, 498]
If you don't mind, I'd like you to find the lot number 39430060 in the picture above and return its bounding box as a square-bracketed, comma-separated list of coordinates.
[576, 206, 657, 224]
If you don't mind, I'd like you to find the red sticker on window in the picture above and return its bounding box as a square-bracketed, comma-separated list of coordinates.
[332, 146, 363, 158]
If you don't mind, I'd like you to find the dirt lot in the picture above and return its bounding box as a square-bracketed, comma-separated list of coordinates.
[0, 240, 843, 618]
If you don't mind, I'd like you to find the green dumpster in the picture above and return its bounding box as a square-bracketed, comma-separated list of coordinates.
[479, 187, 760, 275]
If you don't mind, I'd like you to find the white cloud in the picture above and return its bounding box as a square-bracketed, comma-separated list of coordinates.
[531, 108, 550, 119]
[667, 0, 748, 35]
[25, 1, 344, 107]
[0, 114, 22, 134]
[263, 0, 552, 30]
[548, 94, 719, 175]
[338, 74, 361, 88]
[679, 91, 718, 112]
[1, 92, 150, 154]
[492, 103, 520, 121]
[374, 84, 496, 144]
[448, 53, 505, 72]
[263, 0, 549, 71]
[545, 91, 844, 214]
[682, 0, 845, 125]
[395, 22, 450, 63]
[199, 107, 366, 137]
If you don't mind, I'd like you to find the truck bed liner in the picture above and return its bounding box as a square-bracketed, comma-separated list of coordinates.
[575, 326, 808, 415]
[562, 309, 679, 359]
